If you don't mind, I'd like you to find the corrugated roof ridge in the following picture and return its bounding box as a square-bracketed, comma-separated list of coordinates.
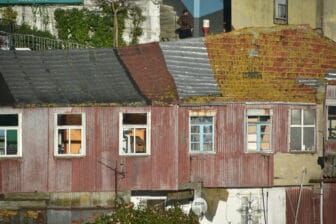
[159, 37, 221, 99]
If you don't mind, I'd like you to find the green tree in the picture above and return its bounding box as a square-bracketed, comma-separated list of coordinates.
[54, 1, 143, 47]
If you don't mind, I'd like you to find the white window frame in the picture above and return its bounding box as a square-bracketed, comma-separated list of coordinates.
[274, 0, 288, 24]
[189, 111, 215, 154]
[327, 106, 336, 140]
[0, 113, 22, 158]
[245, 109, 272, 153]
[289, 109, 316, 152]
[119, 112, 151, 156]
[54, 113, 86, 157]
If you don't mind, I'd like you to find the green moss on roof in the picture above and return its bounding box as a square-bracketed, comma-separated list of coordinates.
[204, 25, 336, 103]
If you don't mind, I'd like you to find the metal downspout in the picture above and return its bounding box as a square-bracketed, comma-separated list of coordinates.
[320, 182, 324, 224]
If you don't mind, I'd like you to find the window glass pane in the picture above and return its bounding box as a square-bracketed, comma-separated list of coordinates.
[203, 134, 213, 143]
[58, 114, 82, 126]
[261, 134, 271, 143]
[290, 127, 301, 150]
[328, 106, 336, 116]
[7, 130, 17, 155]
[277, 4, 286, 18]
[203, 117, 213, 124]
[303, 127, 314, 151]
[328, 107, 336, 139]
[260, 116, 270, 122]
[329, 119, 336, 129]
[261, 142, 271, 151]
[248, 134, 257, 142]
[191, 143, 200, 151]
[203, 143, 213, 151]
[191, 126, 200, 134]
[203, 125, 213, 133]
[191, 134, 200, 142]
[190, 117, 199, 124]
[248, 125, 257, 133]
[329, 118, 336, 139]
[57, 129, 67, 154]
[291, 110, 301, 125]
[248, 116, 258, 122]
[122, 128, 133, 153]
[248, 142, 257, 150]
[304, 110, 315, 125]
[0, 114, 18, 126]
[191, 116, 212, 124]
[135, 128, 146, 153]
[260, 125, 270, 133]
[0, 129, 5, 155]
[123, 113, 146, 125]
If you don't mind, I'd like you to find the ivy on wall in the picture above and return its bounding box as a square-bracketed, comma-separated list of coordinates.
[54, 4, 144, 47]
[0, 7, 53, 38]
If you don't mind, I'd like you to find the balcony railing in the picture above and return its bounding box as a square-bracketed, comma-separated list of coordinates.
[0, 19, 90, 51]
[0, 31, 90, 51]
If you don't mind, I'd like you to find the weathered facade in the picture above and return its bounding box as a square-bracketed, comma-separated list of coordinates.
[232, 0, 336, 42]
[0, 26, 336, 223]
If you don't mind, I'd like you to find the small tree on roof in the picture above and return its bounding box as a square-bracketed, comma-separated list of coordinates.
[96, 0, 131, 47]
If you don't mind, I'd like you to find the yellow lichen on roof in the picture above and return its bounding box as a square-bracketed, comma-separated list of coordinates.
[204, 25, 336, 103]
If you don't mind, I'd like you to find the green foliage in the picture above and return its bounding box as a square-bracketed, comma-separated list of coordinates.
[129, 6, 145, 45]
[54, 2, 143, 47]
[2, 7, 17, 22]
[15, 23, 54, 39]
[87, 202, 199, 224]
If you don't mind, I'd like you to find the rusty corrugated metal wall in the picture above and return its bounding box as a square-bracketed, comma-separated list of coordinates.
[0, 106, 179, 193]
[285, 187, 318, 224]
[324, 183, 336, 224]
[178, 104, 290, 187]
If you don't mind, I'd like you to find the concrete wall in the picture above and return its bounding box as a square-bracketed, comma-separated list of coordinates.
[210, 188, 286, 224]
[232, 0, 318, 29]
[323, 0, 336, 42]
[0, 0, 160, 44]
[274, 153, 321, 186]
[273, 104, 323, 187]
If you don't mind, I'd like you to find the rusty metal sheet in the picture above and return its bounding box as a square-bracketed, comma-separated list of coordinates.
[117, 43, 178, 105]
[286, 187, 316, 224]
[1, 106, 179, 193]
[178, 104, 275, 187]
[324, 183, 336, 224]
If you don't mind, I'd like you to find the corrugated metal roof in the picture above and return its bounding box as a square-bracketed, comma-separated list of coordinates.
[159, 37, 221, 99]
[117, 43, 178, 105]
[0, 49, 146, 106]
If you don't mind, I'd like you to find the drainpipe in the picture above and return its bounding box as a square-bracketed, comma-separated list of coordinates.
[320, 182, 324, 224]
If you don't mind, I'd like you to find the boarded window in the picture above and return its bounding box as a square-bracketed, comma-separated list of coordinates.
[121, 113, 150, 155]
[246, 109, 272, 152]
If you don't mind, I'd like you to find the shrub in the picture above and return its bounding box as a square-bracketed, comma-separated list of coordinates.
[87, 202, 199, 224]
